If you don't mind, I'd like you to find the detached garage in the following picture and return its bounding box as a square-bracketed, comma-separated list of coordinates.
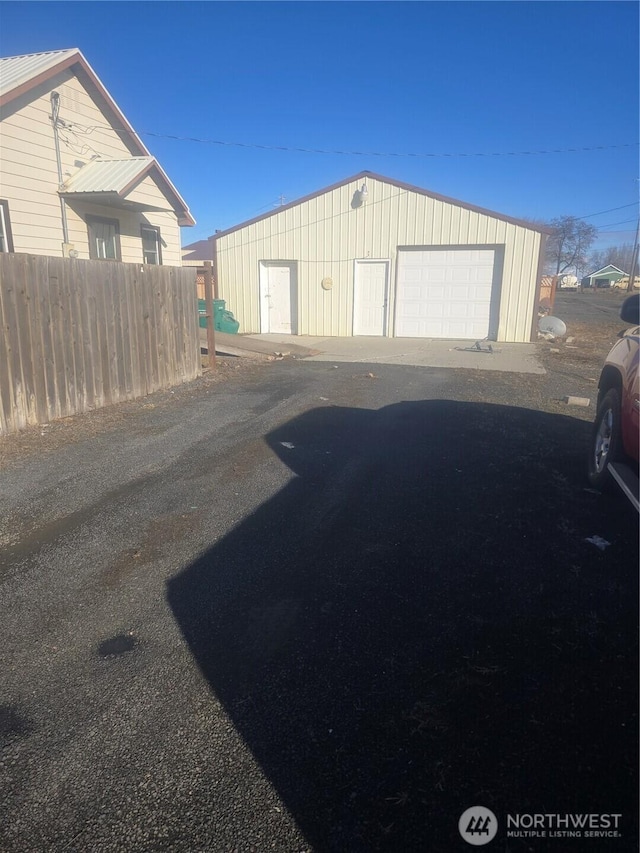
[213, 171, 549, 342]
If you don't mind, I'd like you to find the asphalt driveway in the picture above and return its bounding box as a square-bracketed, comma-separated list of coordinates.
[1, 302, 638, 851]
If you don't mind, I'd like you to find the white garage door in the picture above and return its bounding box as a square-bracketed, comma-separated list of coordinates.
[395, 249, 495, 339]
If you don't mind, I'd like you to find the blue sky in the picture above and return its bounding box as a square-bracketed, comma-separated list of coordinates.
[1, 1, 638, 251]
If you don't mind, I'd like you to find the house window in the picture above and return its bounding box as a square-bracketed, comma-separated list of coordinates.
[0, 200, 14, 252]
[141, 225, 162, 265]
[86, 215, 121, 260]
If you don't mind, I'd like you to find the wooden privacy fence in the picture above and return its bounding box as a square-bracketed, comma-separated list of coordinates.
[0, 253, 201, 436]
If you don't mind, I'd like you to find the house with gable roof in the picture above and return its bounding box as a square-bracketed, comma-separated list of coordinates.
[0, 48, 194, 264]
[580, 264, 627, 289]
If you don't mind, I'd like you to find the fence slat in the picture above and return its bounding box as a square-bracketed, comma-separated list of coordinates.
[74, 256, 96, 412]
[0, 270, 18, 432]
[15, 255, 37, 426]
[38, 261, 61, 422]
[48, 267, 71, 418]
[125, 264, 141, 399]
[26, 256, 52, 424]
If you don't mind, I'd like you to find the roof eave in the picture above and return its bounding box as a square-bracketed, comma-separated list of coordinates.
[147, 161, 195, 226]
[58, 189, 173, 215]
[60, 158, 195, 226]
[212, 170, 552, 241]
[586, 265, 626, 277]
[0, 51, 78, 108]
[59, 187, 195, 226]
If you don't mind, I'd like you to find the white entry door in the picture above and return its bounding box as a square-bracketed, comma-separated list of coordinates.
[260, 262, 295, 333]
[395, 249, 495, 339]
[353, 260, 389, 336]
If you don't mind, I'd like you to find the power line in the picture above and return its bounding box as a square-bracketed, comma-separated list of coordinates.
[141, 134, 640, 158]
[65, 120, 638, 159]
[577, 201, 639, 219]
[596, 217, 638, 229]
[64, 117, 640, 240]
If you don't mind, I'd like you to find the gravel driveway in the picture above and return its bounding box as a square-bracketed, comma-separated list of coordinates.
[1, 291, 637, 852]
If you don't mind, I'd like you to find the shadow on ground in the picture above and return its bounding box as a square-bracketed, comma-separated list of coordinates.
[167, 400, 638, 851]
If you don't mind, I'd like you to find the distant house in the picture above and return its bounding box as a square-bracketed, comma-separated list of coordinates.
[182, 238, 216, 300]
[0, 48, 194, 263]
[212, 171, 551, 342]
[182, 238, 214, 266]
[581, 265, 626, 289]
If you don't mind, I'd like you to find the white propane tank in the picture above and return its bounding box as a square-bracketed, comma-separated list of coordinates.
[560, 275, 579, 289]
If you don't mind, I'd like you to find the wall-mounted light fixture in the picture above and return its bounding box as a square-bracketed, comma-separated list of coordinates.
[351, 182, 369, 209]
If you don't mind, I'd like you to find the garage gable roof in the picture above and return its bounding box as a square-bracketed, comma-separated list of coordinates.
[212, 170, 552, 240]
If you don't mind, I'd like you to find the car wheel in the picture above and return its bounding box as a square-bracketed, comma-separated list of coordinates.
[588, 388, 623, 489]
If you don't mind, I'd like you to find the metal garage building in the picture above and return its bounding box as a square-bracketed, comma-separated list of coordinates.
[213, 171, 549, 342]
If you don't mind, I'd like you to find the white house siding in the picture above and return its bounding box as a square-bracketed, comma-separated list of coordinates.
[215, 176, 543, 342]
[0, 69, 183, 263]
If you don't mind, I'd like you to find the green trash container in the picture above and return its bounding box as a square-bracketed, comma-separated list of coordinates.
[198, 298, 207, 329]
[216, 307, 240, 334]
[198, 298, 239, 334]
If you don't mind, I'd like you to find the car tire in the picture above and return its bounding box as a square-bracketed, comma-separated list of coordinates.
[588, 388, 623, 490]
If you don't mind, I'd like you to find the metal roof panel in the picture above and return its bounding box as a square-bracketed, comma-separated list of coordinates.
[0, 48, 79, 97]
[62, 157, 154, 194]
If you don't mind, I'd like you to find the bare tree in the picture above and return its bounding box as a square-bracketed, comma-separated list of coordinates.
[587, 242, 635, 273]
[545, 216, 598, 276]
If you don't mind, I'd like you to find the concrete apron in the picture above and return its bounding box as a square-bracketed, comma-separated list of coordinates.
[246, 334, 546, 375]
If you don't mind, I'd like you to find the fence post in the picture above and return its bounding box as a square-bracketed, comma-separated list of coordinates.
[209, 235, 219, 299]
[627, 221, 639, 293]
[203, 260, 216, 370]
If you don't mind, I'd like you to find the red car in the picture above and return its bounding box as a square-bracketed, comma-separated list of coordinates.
[588, 293, 640, 511]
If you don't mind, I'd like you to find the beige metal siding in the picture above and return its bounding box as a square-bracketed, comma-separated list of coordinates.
[216, 176, 542, 342]
[0, 70, 183, 263]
